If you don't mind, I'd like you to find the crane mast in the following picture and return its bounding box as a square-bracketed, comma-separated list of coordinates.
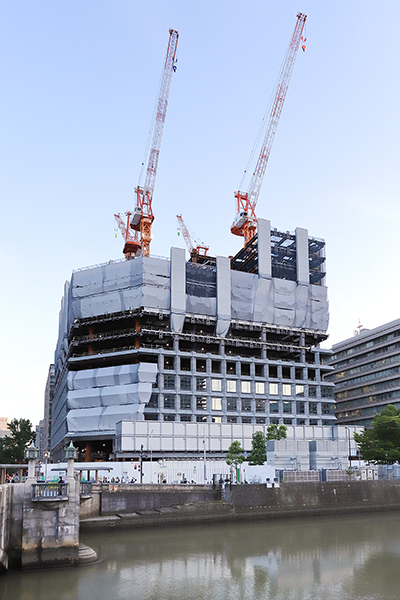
[131, 29, 179, 257]
[176, 214, 209, 262]
[231, 13, 307, 245]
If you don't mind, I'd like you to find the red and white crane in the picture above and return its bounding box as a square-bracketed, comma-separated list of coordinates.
[231, 13, 307, 245]
[176, 214, 209, 260]
[131, 29, 179, 257]
[115, 29, 179, 259]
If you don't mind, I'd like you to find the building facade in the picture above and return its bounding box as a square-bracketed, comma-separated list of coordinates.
[43, 364, 55, 453]
[325, 319, 400, 427]
[49, 219, 335, 461]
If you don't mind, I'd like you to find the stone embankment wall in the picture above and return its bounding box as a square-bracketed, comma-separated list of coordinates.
[80, 481, 400, 532]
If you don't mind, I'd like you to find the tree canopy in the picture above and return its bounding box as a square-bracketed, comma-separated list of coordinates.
[0, 418, 36, 463]
[226, 441, 245, 468]
[354, 405, 400, 465]
[266, 424, 287, 441]
[248, 431, 267, 465]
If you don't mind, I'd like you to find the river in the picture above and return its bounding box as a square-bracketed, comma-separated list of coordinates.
[1, 513, 400, 599]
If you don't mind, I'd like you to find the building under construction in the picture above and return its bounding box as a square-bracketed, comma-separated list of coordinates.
[49, 218, 335, 461]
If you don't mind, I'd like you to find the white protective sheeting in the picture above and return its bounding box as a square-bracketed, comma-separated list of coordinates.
[66, 382, 152, 409]
[67, 404, 145, 433]
[67, 363, 157, 390]
[170, 247, 186, 333]
[216, 256, 231, 337]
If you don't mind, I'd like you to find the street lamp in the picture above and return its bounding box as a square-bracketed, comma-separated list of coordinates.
[43, 451, 50, 481]
[24, 441, 39, 481]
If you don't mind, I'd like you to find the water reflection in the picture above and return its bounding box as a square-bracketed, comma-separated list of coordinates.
[1, 513, 400, 599]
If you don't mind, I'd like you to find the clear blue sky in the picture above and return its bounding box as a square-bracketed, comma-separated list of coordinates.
[1, 1, 400, 425]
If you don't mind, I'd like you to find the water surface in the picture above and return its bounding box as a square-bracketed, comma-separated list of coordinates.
[1, 513, 400, 599]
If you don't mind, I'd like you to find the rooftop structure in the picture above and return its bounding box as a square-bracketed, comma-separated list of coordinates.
[49, 218, 335, 461]
[325, 319, 400, 427]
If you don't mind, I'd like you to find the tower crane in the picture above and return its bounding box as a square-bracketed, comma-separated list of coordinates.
[130, 29, 179, 257]
[114, 211, 140, 259]
[176, 214, 209, 261]
[231, 13, 307, 245]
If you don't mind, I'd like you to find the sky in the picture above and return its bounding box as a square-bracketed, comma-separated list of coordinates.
[1, 1, 400, 425]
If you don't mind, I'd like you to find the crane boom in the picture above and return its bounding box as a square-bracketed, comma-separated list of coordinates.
[177, 214, 209, 260]
[132, 29, 179, 257]
[231, 13, 306, 245]
[114, 212, 141, 259]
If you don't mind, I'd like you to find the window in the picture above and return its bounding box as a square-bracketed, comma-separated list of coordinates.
[297, 419, 306, 425]
[212, 416, 222, 423]
[179, 396, 191, 410]
[322, 403, 333, 415]
[256, 399, 265, 412]
[295, 385, 304, 397]
[308, 369, 316, 381]
[146, 393, 158, 408]
[309, 402, 318, 415]
[227, 416, 237, 423]
[227, 361, 236, 374]
[321, 386, 334, 398]
[164, 375, 175, 390]
[196, 359, 206, 372]
[295, 368, 303, 380]
[241, 399, 252, 412]
[269, 383, 278, 395]
[197, 415, 207, 422]
[226, 380, 236, 393]
[212, 361, 221, 374]
[308, 386, 317, 398]
[227, 398, 237, 412]
[241, 363, 250, 376]
[164, 414, 175, 421]
[180, 357, 191, 372]
[241, 381, 251, 394]
[283, 401, 291, 413]
[269, 401, 279, 413]
[180, 414, 191, 422]
[310, 419, 318, 425]
[282, 384, 291, 396]
[282, 367, 291, 380]
[180, 376, 191, 391]
[269, 365, 278, 378]
[196, 377, 207, 391]
[211, 379, 222, 392]
[242, 417, 252, 424]
[145, 414, 159, 421]
[164, 394, 175, 409]
[196, 397, 207, 411]
[163, 356, 174, 370]
[283, 418, 293, 425]
[270, 417, 279, 424]
[296, 401, 305, 414]
[256, 417, 265, 424]
[255, 364, 264, 377]
[255, 382, 265, 395]
[212, 397, 222, 411]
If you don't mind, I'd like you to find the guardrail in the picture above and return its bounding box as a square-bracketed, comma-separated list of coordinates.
[32, 482, 68, 499]
[80, 482, 92, 497]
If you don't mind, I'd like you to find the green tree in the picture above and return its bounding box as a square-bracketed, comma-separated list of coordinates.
[248, 431, 267, 465]
[226, 440, 245, 470]
[266, 424, 287, 441]
[0, 418, 36, 463]
[354, 405, 400, 464]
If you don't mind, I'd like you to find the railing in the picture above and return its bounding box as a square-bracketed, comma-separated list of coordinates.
[80, 482, 93, 497]
[32, 482, 68, 499]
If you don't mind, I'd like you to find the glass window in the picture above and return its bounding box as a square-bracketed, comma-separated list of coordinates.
[180, 414, 191, 422]
[226, 380, 236, 393]
[321, 386, 334, 398]
[212, 361, 221, 374]
[282, 384, 291, 396]
[196, 377, 207, 391]
[295, 385, 304, 397]
[241, 363, 251, 376]
[283, 401, 291, 413]
[256, 399, 265, 412]
[212, 416, 222, 423]
[310, 419, 318, 425]
[309, 402, 318, 415]
[255, 382, 265, 395]
[256, 417, 265, 424]
[196, 396, 207, 411]
[269, 401, 279, 413]
[269, 383, 278, 396]
[180, 376, 191, 391]
[227, 398, 237, 412]
[227, 416, 237, 423]
[242, 417, 252, 424]
[322, 403, 333, 414]
[270, 417, 279, 424]
[242, 399, 252, 412]
[196, 359, 206, 372]
[241, 381, 251, 394]
[211, 379, 222, 392]
[296, 401, 305, 414]
[255, 364, 264, 377]
[164, 375, 175, 390]
[212, 397, 222, 411]
[309, 386, 317, 398]
[163, 414, 175, 421]
[163, 394, 175, 409]
[144, 413, 159, 421]
[163, 356, 174, 370]
[197, 415, 207, 422]
[283, 418, 293, 425]
[179, 396, 191, 410]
